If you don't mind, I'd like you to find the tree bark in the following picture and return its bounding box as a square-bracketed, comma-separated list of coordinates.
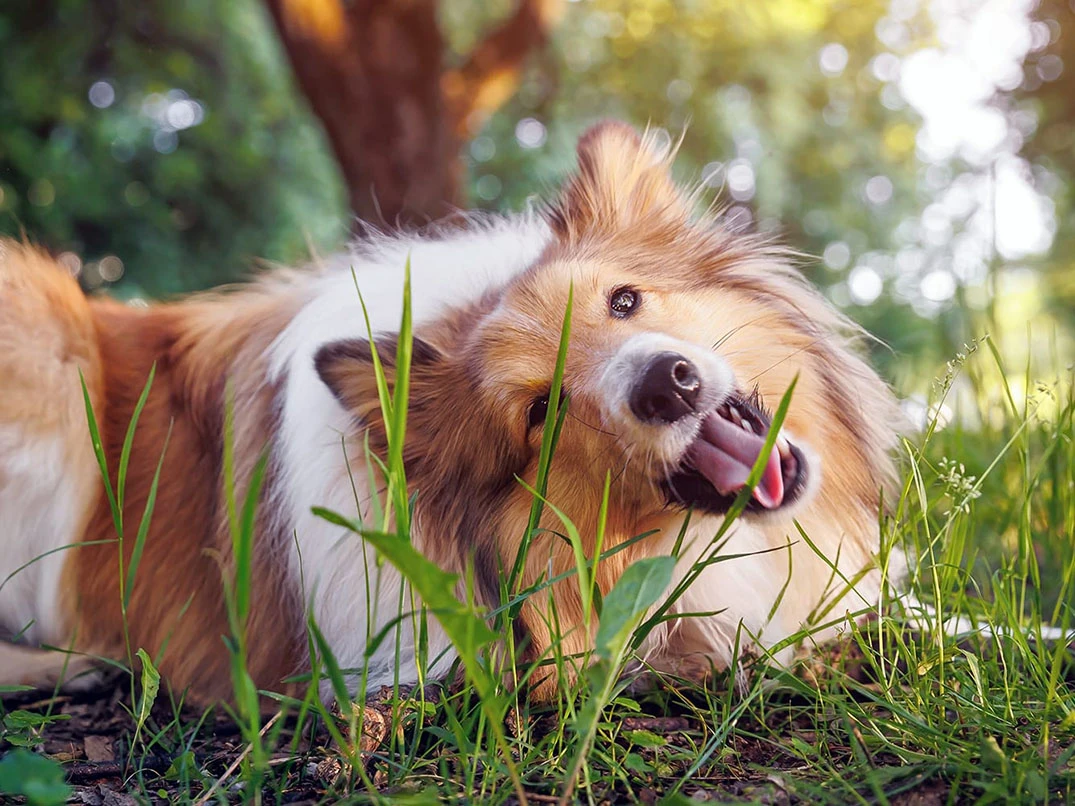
[264, 0, 563, 227]
[265, 0, 456, 226]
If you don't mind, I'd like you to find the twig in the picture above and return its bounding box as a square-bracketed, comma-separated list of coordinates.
[66, 755, 173, 783]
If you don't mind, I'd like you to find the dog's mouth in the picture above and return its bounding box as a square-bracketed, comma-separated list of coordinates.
[664, 391, 807, 514]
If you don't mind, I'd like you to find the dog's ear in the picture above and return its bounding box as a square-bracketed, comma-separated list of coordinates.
[549, 121, 690, 240]
[315, 335, 442, 414]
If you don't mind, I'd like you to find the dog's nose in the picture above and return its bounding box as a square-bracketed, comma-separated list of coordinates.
[629, 352, 701, 423]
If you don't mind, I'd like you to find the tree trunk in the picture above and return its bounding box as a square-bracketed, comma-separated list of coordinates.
[264, 0, 564, 227]
[265, 0, 458, 227]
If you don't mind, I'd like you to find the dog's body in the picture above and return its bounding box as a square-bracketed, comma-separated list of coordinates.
[0, 124, 901, 701]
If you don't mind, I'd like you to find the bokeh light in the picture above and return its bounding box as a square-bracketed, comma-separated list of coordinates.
[2, 0, 1073, 384]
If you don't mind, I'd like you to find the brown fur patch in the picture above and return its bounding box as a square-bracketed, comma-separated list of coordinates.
[0, 256, 313, 702]
[71, 292, 306, 702]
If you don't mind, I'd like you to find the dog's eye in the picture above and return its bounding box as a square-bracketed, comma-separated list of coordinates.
[609, 287, 641, 317]
[527, 395, 550, 430]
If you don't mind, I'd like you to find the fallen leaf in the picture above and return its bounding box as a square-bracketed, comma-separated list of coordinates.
[84, 735, 114, 763]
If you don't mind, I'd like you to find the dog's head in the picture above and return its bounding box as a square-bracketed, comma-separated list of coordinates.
[315, 122, 900, 640]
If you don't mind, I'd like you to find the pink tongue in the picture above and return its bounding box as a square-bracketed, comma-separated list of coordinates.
[686, 413, 785, 509]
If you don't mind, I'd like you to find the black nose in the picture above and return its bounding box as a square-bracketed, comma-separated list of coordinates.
[629, 352, 701, 424]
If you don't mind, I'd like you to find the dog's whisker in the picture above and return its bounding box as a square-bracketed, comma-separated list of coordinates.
[711, 314, 775, 351]
[567, 410, 619, 438]
[742, 340, 832, 383]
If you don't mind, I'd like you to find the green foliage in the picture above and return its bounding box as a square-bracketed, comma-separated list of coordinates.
[560, 555, 675, 802]
[593, 557, 671, 658]
[0, 1, 345, 296]
[1018, 0, 1075, 318]
[218, 387, 276, 792]
[511, 283, 573, 590]
[131, 648, 160, 752]
[0, 749, 70, 806]
[79, 363, 172, 736]
[312, 261, 528, 802]
[3, 0, 1072, 382]
[466, 0, 934, 366]
[1, 710, 70, 750]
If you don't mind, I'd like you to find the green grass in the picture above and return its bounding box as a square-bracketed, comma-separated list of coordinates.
[1, 287, 1073, 804]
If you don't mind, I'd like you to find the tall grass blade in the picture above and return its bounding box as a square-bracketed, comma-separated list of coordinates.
[559, 555, 675, 805]
[235, 450, 270, 626]
[79, 369, 119, 535]
[124, 422, 172, 610]
[117, 363, 156, 512]
[639, 375, 797, 640]
[132, 648, 161, 747]
[512, 282, 573, 586]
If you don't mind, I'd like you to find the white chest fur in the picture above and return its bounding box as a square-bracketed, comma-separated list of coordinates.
[268, 218, 551, 693]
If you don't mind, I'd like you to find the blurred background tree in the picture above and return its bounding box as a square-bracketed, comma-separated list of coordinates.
[263, 0, 563, 223]
[0, 0, 1071, 389]
[0, 1, 347, 294]
[1018, 0, 1075, 334]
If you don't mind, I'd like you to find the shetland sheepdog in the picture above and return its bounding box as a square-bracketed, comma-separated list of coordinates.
[0, 122, 900, 702]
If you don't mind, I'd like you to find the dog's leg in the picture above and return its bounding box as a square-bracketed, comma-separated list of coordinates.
[0, 641, 101, 693]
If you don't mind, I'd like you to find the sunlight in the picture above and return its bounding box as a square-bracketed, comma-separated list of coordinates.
[889, 0, 1058, 318]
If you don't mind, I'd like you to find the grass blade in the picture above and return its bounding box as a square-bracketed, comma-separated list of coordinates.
[79, 369, 119, 536]
[235, 449, 270, 626]
[511, 282, 574, 588]
[124, 421, 172, 611]
[117, 363, 156, 513]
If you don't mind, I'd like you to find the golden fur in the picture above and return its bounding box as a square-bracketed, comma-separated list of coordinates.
[319, 123, 901, 686]
[0, 122, 900, 701]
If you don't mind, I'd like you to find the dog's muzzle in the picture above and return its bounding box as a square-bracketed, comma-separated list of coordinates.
[624, 350, 807, 513]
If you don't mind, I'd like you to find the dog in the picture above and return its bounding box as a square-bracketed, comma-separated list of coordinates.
[0, 122, 901, 702]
